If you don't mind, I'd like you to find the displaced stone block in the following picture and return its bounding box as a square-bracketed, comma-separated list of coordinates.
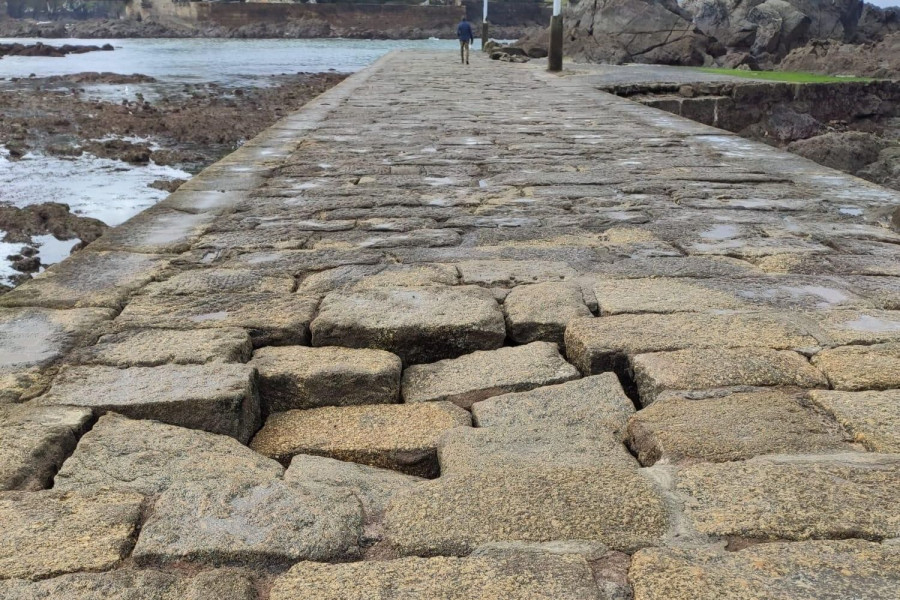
[73, 328, 252, 367]
[310, 286, 505, 364]
[250, 402, 471, 477]
[251, 345, 401, 412]
[565, 312, 817, 374]
[593, 277, 745, 315]
[54, 414, 283, 495]
[627, 389, 855, 466]
[35, 364, 260, 443]
[456, 260, 578, 286]
[812, 342, 900, 391]
[472, 373, 635, 439]
[401, 342, 579, 409]
[503, 282, 592, 344]
[676, 454, 900, 541]
[631, 540, 900, 600]
[115, 293, 319, 347]
[810, 389, 900, 452]
[0, 490, 143, 580]
[0, 404, 92, 491]
[631, 348, 828, 406]
[132, 479, 362, 567]
[140, 268, 294, 296]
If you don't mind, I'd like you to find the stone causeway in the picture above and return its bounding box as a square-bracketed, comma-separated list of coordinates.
[1, 51, 899, 598]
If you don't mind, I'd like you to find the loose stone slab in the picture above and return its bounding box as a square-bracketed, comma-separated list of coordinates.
[0, 306, 114, 403]
[811, 343, 900, 391]
[251, 345, 401, 412]
[140, 268, 295, 296]
[72, 328, 252, 367]
[0, 568, 257, 600]
[54, 414, 284, 495]
[0, 490, 143, 580]
[0, 251, 171, 310]
[626, 389, 854, 466]
[270, 551, 604, 600]
[810, 389, 900, 452]
[456, 260, 578, 286]
[115, 292, 319, 346]
[631, 348, 828, 406]
[35, 364, 260, 443]
[472, 373, 635, 439]
[401, 342, 579, 409]
[0, 404, 93, 491]
[310, 286, 505, 364]
[250, 402, 471, 477]
[503, 282, 592, 345]
[565, 312, 818, 374]
[676, 453, 900, 541]
[594, 278, 746, 315]
[630, 540, 900, 600]
[132, 479, 363, 567]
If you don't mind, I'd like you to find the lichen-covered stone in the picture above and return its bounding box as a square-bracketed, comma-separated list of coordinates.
[251, 402, 471, 477]
[810, 389, 900, 452]
[310, 286, 505, 364]
[0, 404, 92, 491]
[0, 490, 143, 580]
[140, 268, 294, 296]
[594, 277, 746, 314]
[35, 364, 259, 443]
[503, 282, 592, 345]
[456, 260, 578, 286]
[251, 345, 401, 412]
[808, 309, 900, 346]
[812, 342, 900, 391]
[401, 342, 579, 408]
[72, 328, 252, 367]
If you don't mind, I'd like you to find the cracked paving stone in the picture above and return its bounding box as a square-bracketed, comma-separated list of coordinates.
[114, 292, 319, 346]
[71, 328, 252, 367]
[54, 414, 283, 495]
[140, 268, 295, 296]
[250, 345, 401, 412]
[132, 478, 363, 567]
[250, 402, 471, 477]
[675, 453, 900, 541]
[310, 286, 505, 365]
[626, 389, 856, 466]
[34, 364, 260, 443]
[456, 260, 579, 286]
[630, 540, 900, 600]
[631, 348, 828, 406]
[565, 312, 817, 374]
[401, 342, 579, 409]
[503, 282, 592, 345]
[0, 568, 257, 600]
[472, 372, 634, 440]
[0, 307, 114, 403]
[811, 343, 900, 391]
[0, 404, 92, 491]
[810, 389, 900, 452]
[0, 490, 144, 580]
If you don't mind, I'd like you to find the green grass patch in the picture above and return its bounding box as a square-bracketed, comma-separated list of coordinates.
[695, 67, 873, 83]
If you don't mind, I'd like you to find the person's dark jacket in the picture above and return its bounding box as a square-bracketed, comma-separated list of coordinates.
[457, 20, 474, 42]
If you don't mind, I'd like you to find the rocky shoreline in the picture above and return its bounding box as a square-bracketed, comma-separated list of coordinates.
[0, 41, 113, 58]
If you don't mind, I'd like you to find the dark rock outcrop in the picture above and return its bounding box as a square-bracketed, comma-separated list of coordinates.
[0, 203, 108, 245]
[779, 32, 900, 77]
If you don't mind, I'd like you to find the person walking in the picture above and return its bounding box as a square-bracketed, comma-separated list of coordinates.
[457, 16, 474, 65]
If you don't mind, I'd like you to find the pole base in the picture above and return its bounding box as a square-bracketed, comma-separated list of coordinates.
[482, 21, 489, 51]
[548, 15, 563, 72]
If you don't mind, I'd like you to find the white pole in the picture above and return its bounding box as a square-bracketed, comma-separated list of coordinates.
[483, 0, 488, 22]
[553, 0, 561, 16]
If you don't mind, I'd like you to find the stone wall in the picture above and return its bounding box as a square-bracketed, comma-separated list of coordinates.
[5, 0, 126, 19]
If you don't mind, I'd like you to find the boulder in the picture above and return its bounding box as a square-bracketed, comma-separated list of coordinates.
[788, 131, 890, 174]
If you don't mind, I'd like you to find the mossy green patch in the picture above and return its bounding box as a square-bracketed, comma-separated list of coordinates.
[695, 68, 873, 83]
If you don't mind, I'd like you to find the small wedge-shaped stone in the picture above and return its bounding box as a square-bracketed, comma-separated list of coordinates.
[251, 345, 401, 412]
[54, 414, 283, 495]
[503, 282, 592, 345]
[35, 364, 260, 443]
[402, 342, 579, 409]
[0, 490, 143, 580]
[627, 389, 855, 466]
[810, 389, 900, 452]
[565, 312, 817, 374]
[631, 540, 900, 600]
[251, 402, 470, 477]
[141, 268, 294, 296]
[593, 277, 746, 315]
[132, 479, 362, 567]
[310, 286, 505, 365]
[472, 373, 635, 440]
[812, 342, 900, 391]
[631, 348, 828, 406]
[73, 328, 252, 367]
[115, 293, 318, 346]
[0, 568, 257, 600]
[676, 453, 900, 541]
[0, 405, 92, 491]
[270, 551, 604, 600]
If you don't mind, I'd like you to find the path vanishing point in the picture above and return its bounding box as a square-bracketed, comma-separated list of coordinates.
[1, 51, 899, 598]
